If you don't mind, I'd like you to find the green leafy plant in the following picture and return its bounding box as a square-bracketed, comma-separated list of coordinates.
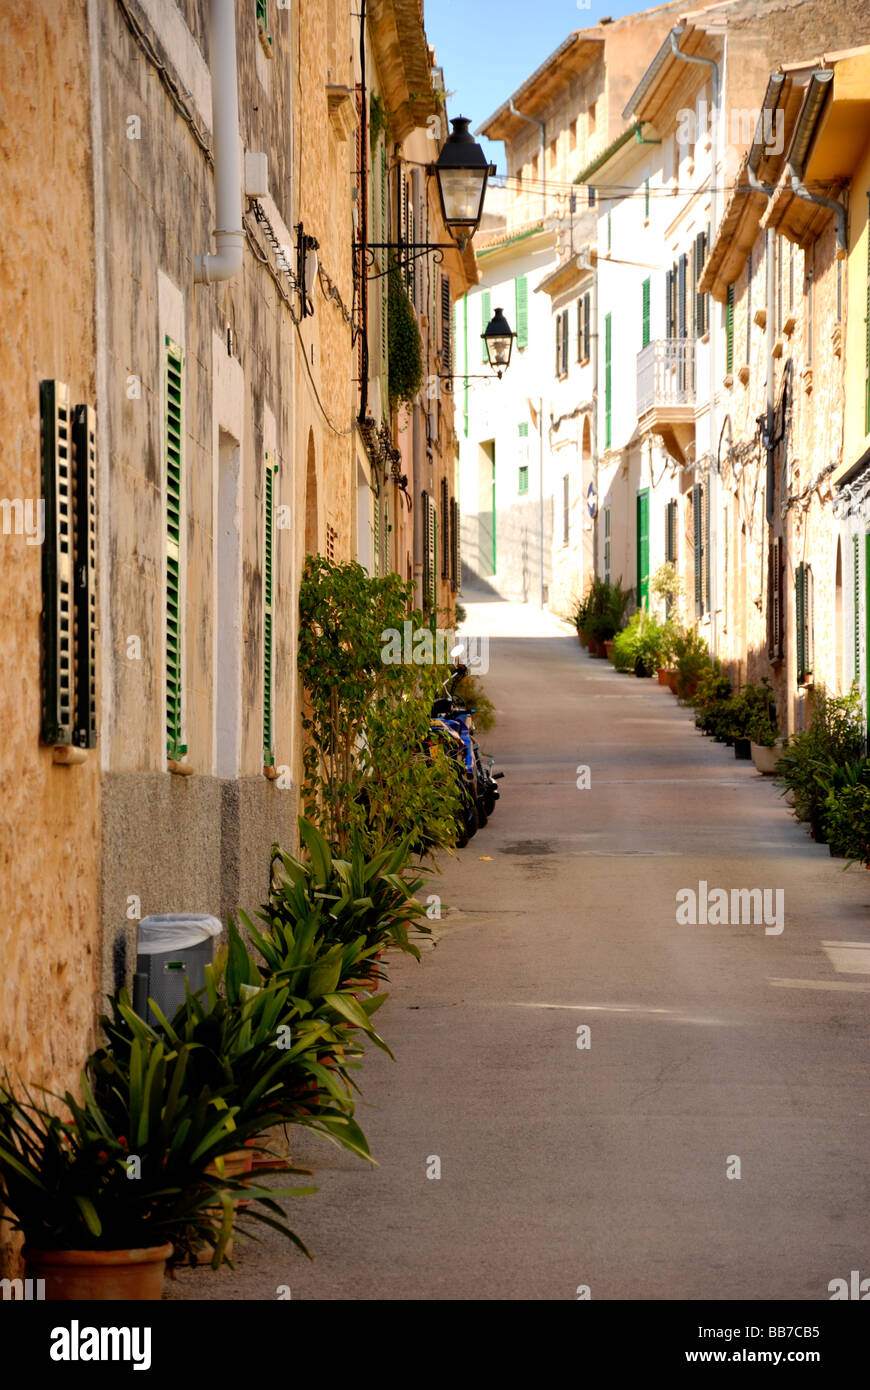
[369, 92, 389, 152]
[387, 256, 423, 407]
[650, 561, 684, 620]
[821, 778, 870, 862]
[298, 556, 459, 853]
[0, 1038, 314, 1266]
[574, 578, 631, 645]
[692, 663, 733, 736]
[671, 627, 710, 698]
[723, 679, 777, 743]
[775, 686, 864, 838]
[612, 610, 673, 676]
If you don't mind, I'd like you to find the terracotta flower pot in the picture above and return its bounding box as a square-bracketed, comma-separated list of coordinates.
[657, 668, 670, 686]
[25, 1243, 172, 1301]
[666, 670, 679, 695]
[604, 640, 615, 661]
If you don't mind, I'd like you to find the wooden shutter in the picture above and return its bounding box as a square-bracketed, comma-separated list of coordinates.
[515, 274, 529, 349]
[703, 480, 711, 615]
[642, 278, 651, 349]
[555, 312, 562, 376]
[440, 274, 452, 374]
[40, 380, 74, 745]
[855, 534, 862, 684]
[263, 456, 276, 766]
[164, 337, 186, 760]
[665, 499, 678, 565]
[725, 283, 735, 375]
[480, 289, 491, 363]
[665, 267, 675, 338]
[693, 482, 703, 617]
[422, 489, 431, 611]
[604, 313, 612, 449]
[795, 562, 813, 685]
[450, 497, 461, 591]
[768, 536, 784, 661]
[72, 404, 97, 749]
[678, 253, 687, 339]
[440, 477, 449, 578]
[562, 312, 569, 375]
[583, 291, 591, 360]
[693, 231, 707, 335]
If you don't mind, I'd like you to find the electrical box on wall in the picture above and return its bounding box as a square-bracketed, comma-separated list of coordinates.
[244, 151, 269, 200]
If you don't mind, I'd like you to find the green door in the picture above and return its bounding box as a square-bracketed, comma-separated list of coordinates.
[637, 489, 650, 610]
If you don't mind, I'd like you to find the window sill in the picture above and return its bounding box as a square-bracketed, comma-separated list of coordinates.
[52, 745, 88, 766]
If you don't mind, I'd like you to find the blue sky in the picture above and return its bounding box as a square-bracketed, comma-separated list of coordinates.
[424, 0, 668, 172]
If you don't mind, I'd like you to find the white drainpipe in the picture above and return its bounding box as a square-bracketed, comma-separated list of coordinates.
[195, 0, 244, 285]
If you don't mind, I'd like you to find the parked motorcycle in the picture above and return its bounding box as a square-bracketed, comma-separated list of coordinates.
[430, 650, 503, 833]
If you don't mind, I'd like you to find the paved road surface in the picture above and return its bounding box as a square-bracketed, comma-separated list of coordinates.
[169, 589, 870, 1301]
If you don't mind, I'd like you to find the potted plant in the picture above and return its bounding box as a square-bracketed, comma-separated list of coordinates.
[0, 1032, 314, 1298]
[577, 578, 631, 656]
[670, 627, 709, 700]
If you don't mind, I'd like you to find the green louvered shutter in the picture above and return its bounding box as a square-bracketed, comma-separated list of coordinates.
[373, 493, 381, 577]
[795, 563, 806, 683]
[263, 455, 276, 766]
[40, 380, 74, 745]
[515, 275, 529, 349]
[72, 403, 97, 748]
[604, 313, 612, 449]
[693, 483, 703, 617]
[704, 479, 711, 615]
[481, 289, 491, 363]
[644, 176, 650, 220]
[604, 506, 611, 584]
[855, 534, 862, 684]
[642, 278, 651, 348]
[665, 499, 678, 565]
[726, 282, 735, 375]
[164, 337, 186, 761]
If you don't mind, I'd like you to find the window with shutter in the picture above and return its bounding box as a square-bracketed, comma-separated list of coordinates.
[72, 404, 97, 749]
[164, 337, 186, 761]
[795, 562, 814, 685]
[518, 465, 529, 494]
[562, 312, 569, 376]
[725, 283, 735, 375]
[644, 177, 650, 221]
[583, 292, 591, 360]
[440, 274, 452, 374]
[604, 506, 611, 584]
[40, 380, 74, 746]
[604, 313, 612, 449]
[665, 267, 676, 338]
[381, 495, 389, 577]
[703, 480, 711, 615]
[481, 289, 491, 363]
[768, 537, 784, 661]
[563, 474, 570, 546]
[451, 497, 461, 591]
[665, 499, 678, 565]
[693, 482, 703, 618]
[693, 231, 708, 336]
[422, 489, 431, 610]
[440, 477, 449, 578]
[263, 455, 276, 766]
[678, 253, 687, 338]
[642, 278, 651, 349]
[555, 312, 562, 377]
[577, 296, 584, 362]
[515, 275, 529, 349]
[854, 534, 861, 684]
[373, 493, 381, 578]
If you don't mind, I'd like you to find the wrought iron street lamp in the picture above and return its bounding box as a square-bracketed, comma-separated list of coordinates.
[481, 307, 516, 377]
[433, 116, 495, 249]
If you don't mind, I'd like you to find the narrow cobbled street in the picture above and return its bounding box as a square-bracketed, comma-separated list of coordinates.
[168, 589, 870, 1302]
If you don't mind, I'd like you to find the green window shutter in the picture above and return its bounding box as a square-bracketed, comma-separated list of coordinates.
[604, 312, 612, 449]
[263, 455, 276, 766]
[636, 489, 650, 609]
[604, 506, 611, 584]
[40, 380, 74, 745]
[518, 465, 528, 494]
[726, 283, 735, 374]
[518, 422, 529, 438]
[577, 296, 584, 361]
[451, 497, 461, 590]
[693, 482, 703, 617]
[641, 278, 651, 348]
[440, 477, 450, 579]
[164, 337, 186, 761]
[583, 291, 591, 359]
[768, 536, 783, 661]
[795, 562, 813, 685]
[72, 403, 97, 748]
[665, 266, 675, 338]
[515, 275, 529, 349]
[644, 176, 650, 220]
[855, 534, 862, 683]
[481, 289, 491, 363]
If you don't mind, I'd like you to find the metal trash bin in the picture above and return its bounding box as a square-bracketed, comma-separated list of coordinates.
[133, 914, 223, 1025]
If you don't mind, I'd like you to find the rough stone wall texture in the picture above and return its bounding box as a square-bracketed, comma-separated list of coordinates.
[0, 0, 101, 1276]
[96, 0, 306, 985]
[715, 216, 845, 736]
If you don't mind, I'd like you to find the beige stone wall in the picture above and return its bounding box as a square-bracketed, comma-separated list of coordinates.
[0, 0, 101, 1275]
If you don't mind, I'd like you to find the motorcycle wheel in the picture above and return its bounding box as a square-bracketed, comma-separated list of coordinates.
[484, 788, 497, 817]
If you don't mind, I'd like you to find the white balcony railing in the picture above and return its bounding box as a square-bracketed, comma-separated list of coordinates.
[636, 338, 696, 416]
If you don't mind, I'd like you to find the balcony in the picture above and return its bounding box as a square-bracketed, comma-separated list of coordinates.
[636, 339, 696, 462]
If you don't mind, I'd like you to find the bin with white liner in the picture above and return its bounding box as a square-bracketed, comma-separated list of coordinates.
[133, 914, 223, 1024]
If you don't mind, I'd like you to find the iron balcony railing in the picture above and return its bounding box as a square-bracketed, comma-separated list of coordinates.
[636, 338, 696, 415]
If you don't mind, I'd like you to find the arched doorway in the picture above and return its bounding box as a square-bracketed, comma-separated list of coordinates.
[304, 429, 318, 557]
